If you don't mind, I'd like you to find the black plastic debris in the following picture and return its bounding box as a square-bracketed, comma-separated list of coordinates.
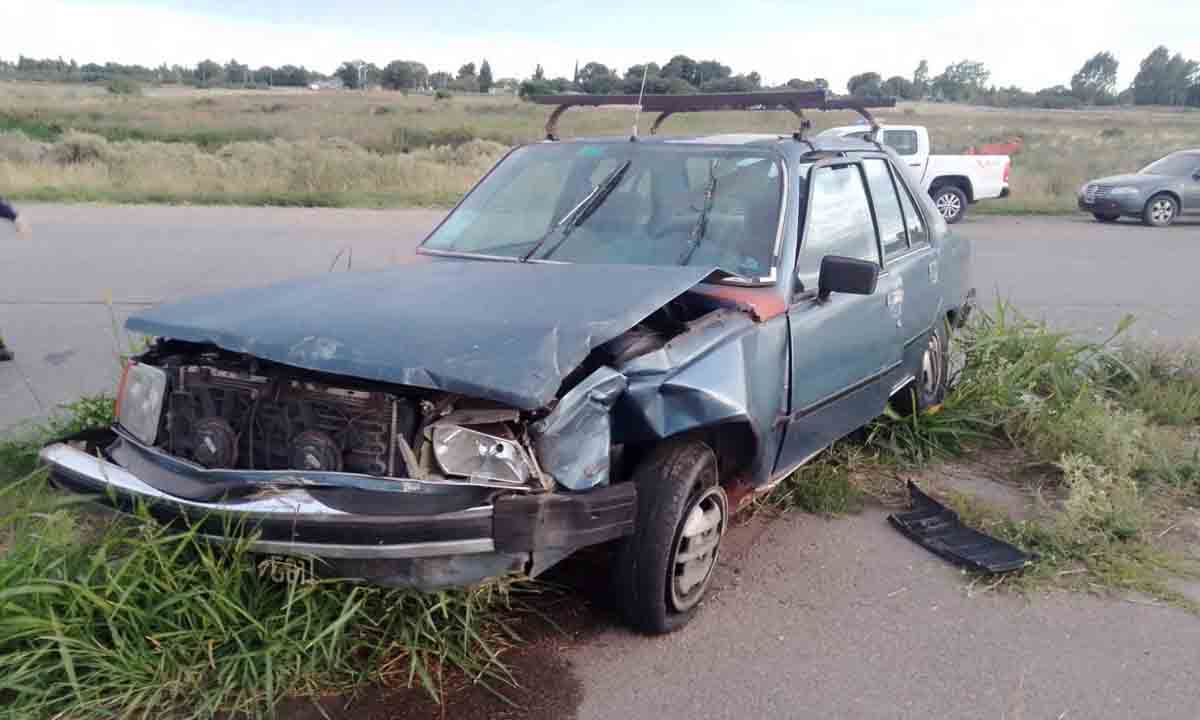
[888, 481, 1033, 574]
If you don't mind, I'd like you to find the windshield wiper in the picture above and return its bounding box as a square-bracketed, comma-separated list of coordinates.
[522, 159, 632, 262]
[679, 160, 720, 266]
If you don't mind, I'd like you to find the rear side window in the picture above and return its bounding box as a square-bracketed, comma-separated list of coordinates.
[863, 159, 908, 259]
[797, 164, 879, 290]
[894, 174, 929, 246]
[883, 130, 919, 156]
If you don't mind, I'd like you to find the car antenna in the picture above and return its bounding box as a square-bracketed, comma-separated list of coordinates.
[630, 64, 649, 142]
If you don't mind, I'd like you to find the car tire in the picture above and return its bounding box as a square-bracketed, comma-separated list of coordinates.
[613, 437, 727, 635]
[894, 318, 950, 415]
[1142, 193, 1178, 227]
[1093, 212, 1120, 223]
[932, 186, 968, 224]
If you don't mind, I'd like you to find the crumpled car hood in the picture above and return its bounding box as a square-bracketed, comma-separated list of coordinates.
[126, 261, 713, 410]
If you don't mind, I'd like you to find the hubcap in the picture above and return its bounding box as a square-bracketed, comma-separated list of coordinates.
[936, 192, 962, 220]
[1151, 199, 1175, 225]
[921, 332, 943, 396]
[669, 485, 727, 612]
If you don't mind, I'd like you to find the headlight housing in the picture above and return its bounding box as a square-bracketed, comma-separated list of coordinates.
[1109, 186, 1141, 196]
[116, 362, 167, 446]
[431, 424, 532, 485]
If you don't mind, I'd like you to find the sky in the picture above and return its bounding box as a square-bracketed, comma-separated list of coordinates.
[6, 0, 1198, 91]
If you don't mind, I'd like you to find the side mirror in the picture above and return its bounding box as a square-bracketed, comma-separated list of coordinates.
[818, 255, 879, 299]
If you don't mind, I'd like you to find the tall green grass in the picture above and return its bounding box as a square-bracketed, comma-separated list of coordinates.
[0, 397, 519, 719]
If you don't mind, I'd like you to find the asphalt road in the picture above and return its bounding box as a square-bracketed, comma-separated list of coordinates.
[2, 205, 1199, 719]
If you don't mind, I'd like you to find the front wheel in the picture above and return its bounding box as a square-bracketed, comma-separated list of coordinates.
[1143, 193, 1178, 227]
[614, 438, 727, 634]
[1093, 212, 1120, 223]
[932, 186, 968, 224]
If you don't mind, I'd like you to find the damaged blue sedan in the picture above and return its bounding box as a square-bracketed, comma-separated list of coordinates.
[40, 91, 973, 634]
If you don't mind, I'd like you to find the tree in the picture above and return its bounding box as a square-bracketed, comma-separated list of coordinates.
[478, 59, 494, 93]
[195, 59, 222, 87]
[577, 61, 619, 94]
[661, 54, 699, 87]
[224, 59, 250, 86]
[429, 71, 453, 89]
[335, 60, 380, 89]
[382, 60, 429, 90]
[882, 75, 915, 99]
[533, 64, 545, 81]
[1071, 51, 1118, 104]
[912, 59, 929, 98]
[1132, 46, 1198, 105]
[457, 62, 476, 80]
[932, 60, 990, 101]
[846, 71, 882, 97]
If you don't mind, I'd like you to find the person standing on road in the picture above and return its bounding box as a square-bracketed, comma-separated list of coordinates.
[1, 197, 29, 362]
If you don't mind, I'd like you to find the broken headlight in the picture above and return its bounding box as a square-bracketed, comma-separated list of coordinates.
[117, 362, 167, 446]
[431, 424, 532, 485]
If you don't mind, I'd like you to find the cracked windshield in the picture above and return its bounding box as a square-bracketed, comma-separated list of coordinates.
[423, 143, 783, 279]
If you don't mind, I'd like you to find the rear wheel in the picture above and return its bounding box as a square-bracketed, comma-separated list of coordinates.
[1143, 193, 1178, 227]
[932, 186, 968, 224]
[1093, 212, 1120, 223]
[614, 438, 727, 634]
[894, 319, 950, 415]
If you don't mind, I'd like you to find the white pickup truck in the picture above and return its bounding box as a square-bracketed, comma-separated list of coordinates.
[818, 124, 1011, 223]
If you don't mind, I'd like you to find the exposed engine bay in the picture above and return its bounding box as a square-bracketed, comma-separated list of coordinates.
[142, 342, 546, 489]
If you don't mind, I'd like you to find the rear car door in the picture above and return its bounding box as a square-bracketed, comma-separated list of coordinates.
[775, 161, 902, 474]
[862, 157, 941, 391]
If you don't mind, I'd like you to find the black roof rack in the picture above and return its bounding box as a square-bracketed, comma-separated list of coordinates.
[529, 91, 896, 140]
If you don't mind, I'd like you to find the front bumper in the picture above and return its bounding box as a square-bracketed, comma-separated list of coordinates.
[1078, 195, 1142, 216]
[40, 430, 636, 590]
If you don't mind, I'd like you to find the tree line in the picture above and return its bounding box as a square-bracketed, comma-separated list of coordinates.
[4, 46, 1198, 108]
[844, 47, 1200, 109]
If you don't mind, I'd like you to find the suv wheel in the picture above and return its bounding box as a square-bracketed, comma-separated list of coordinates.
[932, 186, 968, 224]
[614, 438, 727, 634]
[1093, 212, 1120, 223]
[1143, 193, 1178, 227]
[894, 319, 950, 414]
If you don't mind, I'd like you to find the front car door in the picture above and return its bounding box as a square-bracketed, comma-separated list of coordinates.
[774, 160, 902, 475]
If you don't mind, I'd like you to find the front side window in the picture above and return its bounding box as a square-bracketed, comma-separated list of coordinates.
[422, 143, 784, 281]
[863, 159, 908, 259]
[797, 164, 880, 291]
[883, 130, 920, 156]
[1141, 153, 1200, 177]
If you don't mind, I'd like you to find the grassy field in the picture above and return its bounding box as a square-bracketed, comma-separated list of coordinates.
[1, 82, 1198, 210]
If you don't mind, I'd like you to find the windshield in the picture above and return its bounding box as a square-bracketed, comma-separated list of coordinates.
[1141, 153, 1200, 177]
[421, 142, 784, 281]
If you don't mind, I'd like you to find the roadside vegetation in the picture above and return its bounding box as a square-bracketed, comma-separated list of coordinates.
[0, 400, 522, 720]
[771, 303, 1200, 608]
[2, 82, 1199, 210]
[3, 304, 1200, 717]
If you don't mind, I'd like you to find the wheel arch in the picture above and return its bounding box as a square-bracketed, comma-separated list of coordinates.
[1147, 189, 1182, 210]
[930, 175, 975, 202]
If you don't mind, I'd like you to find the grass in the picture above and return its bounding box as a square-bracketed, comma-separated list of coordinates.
[0, 399, 523, 719]
[769, 301, 1200, 607]
[1, 82, 1198, 209]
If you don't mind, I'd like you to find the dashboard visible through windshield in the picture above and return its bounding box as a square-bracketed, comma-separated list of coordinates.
[421, 142, 785, 281]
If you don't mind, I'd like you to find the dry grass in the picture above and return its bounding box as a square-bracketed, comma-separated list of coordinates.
[1, 82, 1199, 209]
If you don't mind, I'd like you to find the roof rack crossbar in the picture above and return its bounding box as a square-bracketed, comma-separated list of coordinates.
[530, 91, 895, 140]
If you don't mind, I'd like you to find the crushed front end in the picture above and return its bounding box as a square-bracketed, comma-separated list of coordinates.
[40, 340, 635, 591]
